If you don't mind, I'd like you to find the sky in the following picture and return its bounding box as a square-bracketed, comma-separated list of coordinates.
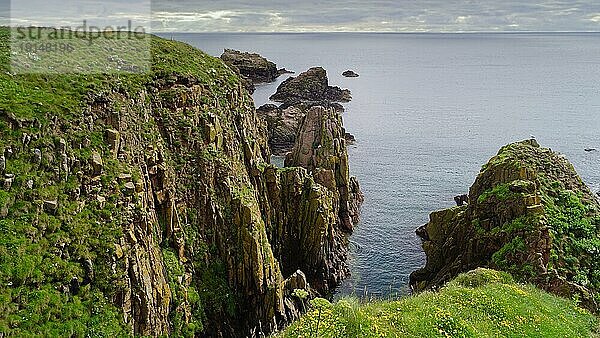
[3, 0, 600, 32]
[154, 0, 600, 32]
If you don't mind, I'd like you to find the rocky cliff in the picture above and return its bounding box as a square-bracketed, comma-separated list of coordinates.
[0, 29, 360, 337]
[411, 139, 600, 311]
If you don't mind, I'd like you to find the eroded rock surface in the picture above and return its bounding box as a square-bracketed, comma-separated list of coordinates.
[0, 35, 361, 338]
[221, 49, 289, 94]
[411, 139, 600, 312]
[270, 67, 351, 108]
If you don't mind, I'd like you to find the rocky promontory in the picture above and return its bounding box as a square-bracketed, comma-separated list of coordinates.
[411, 139, 600, 311]
[260, 67, 354, 155]
[270, 67, 351, 108]
[220, 49, 290, 93]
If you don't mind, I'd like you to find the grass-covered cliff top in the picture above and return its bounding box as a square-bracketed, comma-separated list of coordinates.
[0, 27, 240, 124]
[279, 269, 598, 337]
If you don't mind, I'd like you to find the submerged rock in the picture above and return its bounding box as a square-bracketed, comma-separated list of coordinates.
[410, 139, 600, 312]
[270, 67, 351, 107]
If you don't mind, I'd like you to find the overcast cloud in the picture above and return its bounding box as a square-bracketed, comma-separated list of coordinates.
[3, 0, 600, 32]
[151, 0, 600, 32]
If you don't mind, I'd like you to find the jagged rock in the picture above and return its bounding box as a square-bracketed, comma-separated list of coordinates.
[221, 49, 284, 94]
[4, 147, 13, 159]
[0, 155, 5, 173]
[257, 104, 304, 155]
[123, 182, 135, 195]
[285, 106, 363, 233]
[25, 179, 33, 189]
[91, 151, 103, 176]
[118, 173, 132, 183]
[270, 67, 351, 108]
[106, 129, 120, 157]
[43, 200, 58, 215]
[57, 138, 67, 154]
[344, 132, 356, 145]
[342, 70, 359, 77]
[454, 194, 468, 206]
[410, 139, 600, 312]
[284, 270, 309, 291]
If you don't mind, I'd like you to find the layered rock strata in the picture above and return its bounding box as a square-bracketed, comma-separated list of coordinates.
[411, 139, 600, 311]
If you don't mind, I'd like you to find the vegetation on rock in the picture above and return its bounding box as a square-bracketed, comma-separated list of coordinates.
[411, 139, 600, 311]
[0, 28, 360, 337]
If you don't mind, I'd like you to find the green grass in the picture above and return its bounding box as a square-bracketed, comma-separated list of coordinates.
[277, 269, 599, 338]
[0, 26, 243, 335]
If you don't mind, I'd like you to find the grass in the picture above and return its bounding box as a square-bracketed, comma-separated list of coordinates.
[277, 269, 599, 338]
[0, 26, 243, 335]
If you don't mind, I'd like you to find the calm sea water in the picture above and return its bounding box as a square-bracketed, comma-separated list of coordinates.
[159, 32, 600, 298]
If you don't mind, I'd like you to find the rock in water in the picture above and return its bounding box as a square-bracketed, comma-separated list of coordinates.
[342, 70, 359, 77]
[285, 106, 363, 233]
[410, 139, 600, 311]
[270, 67, 351, 107]
[220, 49, 284, 93]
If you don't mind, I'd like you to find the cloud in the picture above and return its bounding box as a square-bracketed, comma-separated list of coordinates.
[6, 0, 600, 32]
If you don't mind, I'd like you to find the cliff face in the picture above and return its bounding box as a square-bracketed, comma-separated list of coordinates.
[411, 140, 600, 311]
[0, 30, 360, 337]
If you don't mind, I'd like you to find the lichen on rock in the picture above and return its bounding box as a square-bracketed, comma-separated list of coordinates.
[411, 139, 600, 311]
[0, 28, 361, 337]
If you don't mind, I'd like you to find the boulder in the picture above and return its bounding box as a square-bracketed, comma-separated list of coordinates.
[43, 200, 58, 215]
[106, 129, 120, 157]
[91, 151, 103, 176]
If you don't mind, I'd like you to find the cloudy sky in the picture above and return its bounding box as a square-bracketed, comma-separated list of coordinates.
[4, 0, 600, 32]
[152, 0, 600, 32]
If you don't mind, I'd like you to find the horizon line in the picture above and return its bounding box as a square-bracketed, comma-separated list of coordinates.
[154, 30, 600, 35]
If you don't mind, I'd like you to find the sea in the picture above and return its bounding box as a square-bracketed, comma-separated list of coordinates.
[157, 32, 600, 299]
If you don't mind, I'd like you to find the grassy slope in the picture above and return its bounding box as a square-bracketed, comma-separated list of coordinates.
[279, 269, 598, 337]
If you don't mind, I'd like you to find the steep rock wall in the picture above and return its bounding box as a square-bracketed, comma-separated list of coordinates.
[411, 140, 600, 311]
[0, 33, 361, 337]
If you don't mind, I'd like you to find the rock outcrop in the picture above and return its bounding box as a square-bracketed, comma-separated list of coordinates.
[270, 67, 351, 108]
[256, 104, 305, 155]
[411, 139, 600, 312]
[0, 30, 360, 338]
[221, 49, 290, 94]
[342, 70, 359, 78]
[285, 106, 363, 234]
[260, 67, 354, 155]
